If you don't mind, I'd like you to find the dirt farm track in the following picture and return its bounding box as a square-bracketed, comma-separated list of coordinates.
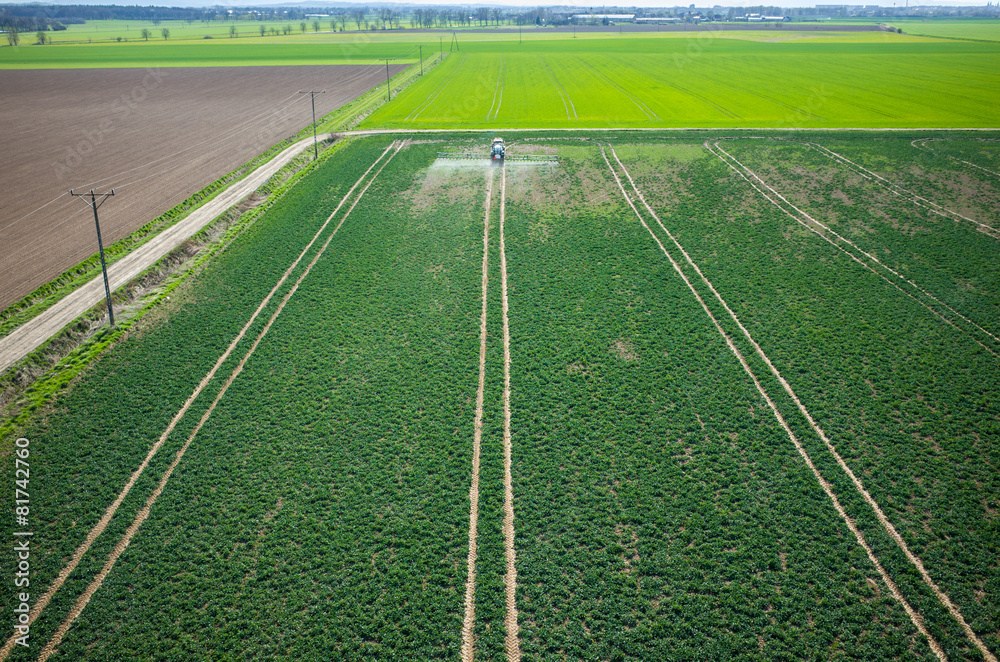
[0, 64, 404, 309]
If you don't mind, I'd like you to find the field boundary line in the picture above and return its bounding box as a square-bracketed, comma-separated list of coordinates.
[538, 57, 577, 121]
[601, 146, 948, 662]
[406, 53, 465, 123]
[612, 145, 996, 662]
[706, 141, 1000, 357]
[462, 168, 494, 662]
[0, 140, 401, 662]
[913, 137, 1000, 179]
[807, 142, 999, 238]
[499, 166, 521, 662]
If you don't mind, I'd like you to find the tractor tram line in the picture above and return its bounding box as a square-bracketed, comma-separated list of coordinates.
[602, 145, 950, 662]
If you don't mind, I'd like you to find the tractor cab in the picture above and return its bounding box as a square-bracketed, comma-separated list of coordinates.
[491, 138, 505, 161]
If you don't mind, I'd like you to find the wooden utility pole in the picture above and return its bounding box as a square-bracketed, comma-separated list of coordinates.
[298, 89, 326, 160]
[379, 58, 394, 100]
[69, 189, 116, 328]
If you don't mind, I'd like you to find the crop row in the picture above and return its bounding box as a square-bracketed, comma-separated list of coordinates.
[610, 137, 999, 659]
[499, 146, 942, 660]
[50, 142, 486, 660]
[715, 138, 999, 339]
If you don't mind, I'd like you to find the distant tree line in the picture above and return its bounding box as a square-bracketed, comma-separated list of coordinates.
[0, 9, 77, 35]
[7, 1, 993, 44]
[0, 4, 354, 28]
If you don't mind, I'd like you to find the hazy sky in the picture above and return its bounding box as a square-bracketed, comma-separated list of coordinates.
[0, 0, 972, 8]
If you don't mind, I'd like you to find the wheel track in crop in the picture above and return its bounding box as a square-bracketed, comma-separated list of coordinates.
[707, 140, 1000, 358]
[610, 54, 740, 120]
[487, 57, 505, 122]
[807, 141, 999, 238]
[608, 144, 998, 662]
[12, 141, 405, 662]
[576, 57, 659, 121]
[406, 53, 467, 123]
[674, 63, 826, 122]
[462, 168, 494, 662]
[913, 137, 1000, 179]
[538, 57, 577, 121]
[601, 145, 948, 661]
[499, 165, 522, 662]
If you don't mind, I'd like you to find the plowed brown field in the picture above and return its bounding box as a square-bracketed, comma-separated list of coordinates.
[0, 64, 404, 309]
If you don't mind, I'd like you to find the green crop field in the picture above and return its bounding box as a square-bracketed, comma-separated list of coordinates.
[361, 34, 1000, 128]
[887, 19, 1000, 42]
[3, 132, 998, 660]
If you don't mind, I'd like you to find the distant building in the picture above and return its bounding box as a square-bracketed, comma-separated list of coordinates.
[572, 13, 636, 23]
[743, 13, 789, 21]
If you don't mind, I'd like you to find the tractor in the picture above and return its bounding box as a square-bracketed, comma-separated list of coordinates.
[491, 137, 506, 161]
[436, 139, 557, 165]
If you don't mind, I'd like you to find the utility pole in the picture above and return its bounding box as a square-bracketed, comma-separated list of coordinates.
[439, 36, 443, 62]
[419, 44, 423, 75]
[298, 89, 325, 160]
[69, 189, 116, 328]
[379, 58, 394, 100]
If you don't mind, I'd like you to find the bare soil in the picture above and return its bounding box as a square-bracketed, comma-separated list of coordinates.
[0, 64, 403, 309]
